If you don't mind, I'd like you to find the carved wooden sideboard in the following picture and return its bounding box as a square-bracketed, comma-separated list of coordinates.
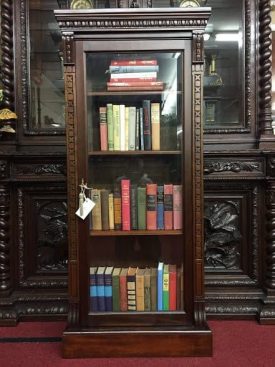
[0, 0, 274, 325]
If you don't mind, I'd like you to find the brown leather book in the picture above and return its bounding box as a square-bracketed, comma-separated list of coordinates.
[100, 189, 109, 230]
[91, 189, 102, 230]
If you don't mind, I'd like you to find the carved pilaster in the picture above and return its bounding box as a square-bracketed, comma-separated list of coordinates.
[192, 31, 204, 64]
[0, 184, 11, 293]
[259, 0, 274, 147]
[62, 33, 75, 65]
[1, 0, 14, 109]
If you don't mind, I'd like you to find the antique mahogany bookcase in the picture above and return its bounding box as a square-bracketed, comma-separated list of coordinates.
[55, 7, 212, 357]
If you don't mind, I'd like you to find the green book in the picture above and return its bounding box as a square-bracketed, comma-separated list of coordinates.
[113, 104, 120, 151]
[162, 264, 169, 311]
[112, 267, 121, 312]
[137, 186, 146, 230]
[144, 268, 151, 311]
[107, 103, 114, 151]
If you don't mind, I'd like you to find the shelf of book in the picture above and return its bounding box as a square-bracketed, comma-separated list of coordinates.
[87, 91, 182, 96]
[88, 150, 181, 156]
[89, 229, 182, 236]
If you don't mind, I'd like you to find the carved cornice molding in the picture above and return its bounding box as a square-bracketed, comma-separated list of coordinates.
[1, 0, 14, 110]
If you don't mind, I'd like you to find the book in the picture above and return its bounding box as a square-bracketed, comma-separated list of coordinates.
[144, 268, 151, 311]
[109, 65, 159, 73]
[119, 268, 128, 312]
[110, 76, 157, 83]
[107, 81, 163, 88]
[128, 106, 136, 151]
[136, 268, 145, 311]
[157, 185, 164, 230]
[96, 266, 106, 311]
[127, 267, 137, 311]
[107, 84, 164, 92]
[176, 264, 184, 310]
[142, 100, 152, 150]
[113, 104, 120, 151]
[151, 103, 160, 151]
[150, 267, 157, 311]
[110, 71, 157, 81]
[121, 179, 130, 231]
[100, 189, 109, 230]
[169, 264, 177, 311]
[164, 184, 173, 230]
[89, 266, 98, 312]
[135, 108, 140, 150]
[112, 267, 121, 312]
[119, 104, 126, 151]
[130, 184, 138, 230]
[139, 107, 144, 150]
[113, 180, 122, 230]
[173, 185, 182, 230]
[137, 186, 146, 230]
[146, 183, 157, 230]
[108, 193, 114, 230]
[91, 189, 102, 230]
[106, 103, 114, 151]
[104, 266, 114, 312]
[125, 106, 129, 151]
[162, 264, 169, 311]
[157, 262, 164, 311]
[99, 106, 107, 151]
[110, 59, 157, 66]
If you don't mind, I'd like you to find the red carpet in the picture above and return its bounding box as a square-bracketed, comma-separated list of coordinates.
[0, 320, 274, 366]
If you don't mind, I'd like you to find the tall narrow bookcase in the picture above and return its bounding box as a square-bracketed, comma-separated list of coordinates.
[55, 7, 212, 358]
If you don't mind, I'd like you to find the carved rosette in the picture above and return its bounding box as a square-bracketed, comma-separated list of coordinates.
[259, 0, 273, 135]
[192, 63, 205, 325]
[0, 185, 11, 292]
[1, 0, 14, 109]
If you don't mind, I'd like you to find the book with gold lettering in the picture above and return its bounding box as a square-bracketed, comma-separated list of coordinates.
[127, 267, 137, 311]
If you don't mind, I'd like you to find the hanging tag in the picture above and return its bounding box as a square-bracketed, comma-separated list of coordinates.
[79, 192, 84, 217]
[75, 197, 95, 220]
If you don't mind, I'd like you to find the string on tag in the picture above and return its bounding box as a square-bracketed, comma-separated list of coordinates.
[79, 179, 93, 216]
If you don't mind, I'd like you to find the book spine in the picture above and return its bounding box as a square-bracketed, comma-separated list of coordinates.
[136, 272, 145, 311]
[107, 81, 163, 87]
[91, 189, 102, 230]
[109, 65, 159, 73]
[173, 185, 182, 230]
[157, 262, 163, 311]
[113, 182, 122, 230]
[130, 184, 138, 230]
[128, 106, 136, 151]
[142, 100, 152, 150]
[113, 104, 120, 151]
[164, 184, 173, 230]
[89, 268, 98, 312]
[107, 85, 163, 92]
[150, 268, 157, 311]
[106, 103, 114, 151]
[127, 273, 136, 311]
[119, 272, 128, 312]
[119, 104, 126, 151]
[125, 106, 129, 151]
[169, 265, 177, 311]
[151, 102, 160, 151]
[157, 185, 164, 230]
[144, 270, 151, 311]
[108, 193, 114, 230]
[146, 183, 157, 230]
[135, 108, 140, 150]
[110, 71, 157, 80]
[99, 107, 108, 151]
[162, 264, 169, 311]
[104, 272, 113, 312]
[100, 189, 109, 230]
[96, 271, 105, 312]
[111, 59, 157, 66]
[139, 107, 144, 150]
[112, 272, 120, 312]
[137, 186, 146, 230]
[121, 179, 130, 231]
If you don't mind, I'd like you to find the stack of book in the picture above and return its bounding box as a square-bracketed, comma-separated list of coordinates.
[89, 263, 184, 312]
[90, 180, 182, 231]
[107, 59, 164, 91]
[99, 100, 161, 151]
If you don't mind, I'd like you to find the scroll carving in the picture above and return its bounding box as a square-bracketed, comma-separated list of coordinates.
[204, 161, 261, 174]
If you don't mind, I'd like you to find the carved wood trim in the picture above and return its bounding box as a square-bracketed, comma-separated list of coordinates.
[63, 33, 75, 65]
[0, 184, 11, 293]
[259, 0, 273, 135]
[192, 31, 204, 64]
[1, 0, 14, 109]
[264, 181, 275, 289]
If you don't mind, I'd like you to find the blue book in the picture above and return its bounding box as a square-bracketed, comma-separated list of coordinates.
[89, 266, 98, 312]
[104, 266, 114, 311]
[157, 185, 164, 230]
[157, 262, 164, 311]
[96, 266, 106, 311]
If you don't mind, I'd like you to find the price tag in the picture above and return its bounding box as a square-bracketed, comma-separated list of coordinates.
[75, 198, 95, 220]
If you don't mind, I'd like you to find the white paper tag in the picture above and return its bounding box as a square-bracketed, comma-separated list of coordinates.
[75, 198, 95, 220]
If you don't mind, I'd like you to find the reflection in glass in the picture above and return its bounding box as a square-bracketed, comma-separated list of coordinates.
[203, 0, 242, 129]
[29, 0, 65, 131]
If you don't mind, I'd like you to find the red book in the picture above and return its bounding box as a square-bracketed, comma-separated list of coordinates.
[173, 185, 182, 230]
[169, 264, 177, 311]
[110, 76, 157, 83]
[99, 106, 107, 151]
[121, 179, 130, 231]
[111, 59, 157, 66]
[107, 81, 163, 87]
[119, 268, 128, 312]
[164, 184, 173, 230]
[146, 183, 157, 230]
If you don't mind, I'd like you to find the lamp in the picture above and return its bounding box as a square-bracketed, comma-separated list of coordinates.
[0, 108, 17, 134]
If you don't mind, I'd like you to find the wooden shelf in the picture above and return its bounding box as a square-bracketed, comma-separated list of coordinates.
[88, 150, 181, 156]
[90, 229, 182, 236]
[87, 90, 182, 96]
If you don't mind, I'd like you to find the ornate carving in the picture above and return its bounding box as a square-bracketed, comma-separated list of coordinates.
[37, 202, 68, 271]
[62, 32, 74, 65]
[1, 0, 14, 109]
[259, 0, 273, 135]
[264, 181, 275, 289]
[204, 161, 261, 175]
[0, 185, 11, 292]
[192, 32, 204, 64]
[0, 160, 8, 179]
[34, 164, 66, 175]
[206, 303, 259, 315]
[204, 201, 241, 269]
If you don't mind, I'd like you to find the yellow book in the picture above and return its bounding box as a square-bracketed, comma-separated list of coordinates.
[108, 193, 114, 230]
[136, 268, 145, 311]
[113, 104, 120, 150]
[151, 102, 160, 151]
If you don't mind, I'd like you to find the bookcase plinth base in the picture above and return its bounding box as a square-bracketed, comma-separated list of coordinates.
[62, 327, 213, 358]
